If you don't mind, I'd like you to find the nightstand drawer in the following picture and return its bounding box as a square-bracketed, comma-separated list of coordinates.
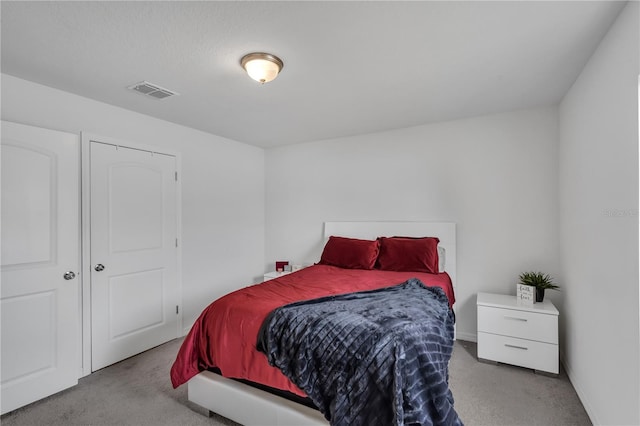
[477, 332, 558, 374]
[478, 305, 558, 344]
[263, 271, 291, 281]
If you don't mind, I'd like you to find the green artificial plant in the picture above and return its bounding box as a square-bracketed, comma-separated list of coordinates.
[518, 271, 559, 290]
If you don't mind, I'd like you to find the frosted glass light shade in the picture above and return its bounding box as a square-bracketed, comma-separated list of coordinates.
[241, 53, 284, 84]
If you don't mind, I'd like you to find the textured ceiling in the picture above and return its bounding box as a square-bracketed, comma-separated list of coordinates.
[0, 1, 627, 148]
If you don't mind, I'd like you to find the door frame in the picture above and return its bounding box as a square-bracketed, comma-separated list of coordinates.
[80, 132, 182, 377]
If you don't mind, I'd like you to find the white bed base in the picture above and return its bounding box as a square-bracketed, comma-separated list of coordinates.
[187, 221, 456, 425]
[188, 371, 326, 425]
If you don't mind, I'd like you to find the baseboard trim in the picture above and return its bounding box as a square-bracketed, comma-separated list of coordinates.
[456, 331, 477, 343]
[560, 355, 598, 425]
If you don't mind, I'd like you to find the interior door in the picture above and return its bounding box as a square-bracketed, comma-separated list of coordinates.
[1, 121, 80, 415]
[90, 141, 178, 371]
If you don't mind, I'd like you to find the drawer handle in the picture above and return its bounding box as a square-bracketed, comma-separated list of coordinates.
[505, 344, 528, 350]
[504, 316, 528, 322]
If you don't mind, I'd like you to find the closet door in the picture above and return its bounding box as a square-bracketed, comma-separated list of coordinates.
[1, 121, 80, 414]
[89, 141, 178, 371]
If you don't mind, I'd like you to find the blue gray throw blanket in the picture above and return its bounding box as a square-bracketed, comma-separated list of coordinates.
[256, 278, 462, 426]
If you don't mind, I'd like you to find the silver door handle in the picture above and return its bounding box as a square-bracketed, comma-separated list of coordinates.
[63, 271, 76, 280]
[94, 264, 105, 272]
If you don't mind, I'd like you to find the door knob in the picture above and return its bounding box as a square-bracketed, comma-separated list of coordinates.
[63, 271, 76, 280]
[94, 264, 105, 272]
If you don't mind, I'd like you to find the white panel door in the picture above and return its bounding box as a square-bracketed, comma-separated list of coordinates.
[90, 142, 178, 371]
[1, 121, 80, 415]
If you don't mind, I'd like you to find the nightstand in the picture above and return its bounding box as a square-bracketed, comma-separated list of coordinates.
[477, 292, 559, 375]
[263, 270, 291, 282]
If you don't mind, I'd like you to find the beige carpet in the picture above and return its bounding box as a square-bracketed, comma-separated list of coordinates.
[449, 340, 591, 425]
[1, 338, 590, 425]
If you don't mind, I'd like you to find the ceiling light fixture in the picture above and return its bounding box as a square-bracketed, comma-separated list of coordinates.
[241, 52, 284, 84]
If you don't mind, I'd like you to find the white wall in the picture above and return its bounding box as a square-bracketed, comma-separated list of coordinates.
[265, 106, 560, 341]
[558, 2, 639, 425]
[1, 74, 265, 331]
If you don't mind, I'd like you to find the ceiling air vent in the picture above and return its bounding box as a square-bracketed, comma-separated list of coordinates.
[128, 81, 178, 99]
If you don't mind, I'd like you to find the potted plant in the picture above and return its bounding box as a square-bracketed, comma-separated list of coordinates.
[518, 271, 559, 302]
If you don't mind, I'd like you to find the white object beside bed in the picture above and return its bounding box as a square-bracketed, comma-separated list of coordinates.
[188, 221, 457, 426]
[190, 371, 326, 425]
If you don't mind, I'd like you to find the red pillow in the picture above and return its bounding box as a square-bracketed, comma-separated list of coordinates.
[376, 236, 440, 273]
[319, 236, 380, 270]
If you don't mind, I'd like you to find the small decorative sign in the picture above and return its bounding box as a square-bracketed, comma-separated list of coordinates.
[517, 284, 535, 304]
[275, 261, 289, 272]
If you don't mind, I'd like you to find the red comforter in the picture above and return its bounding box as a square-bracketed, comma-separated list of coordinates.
[170, 264, 454, 397]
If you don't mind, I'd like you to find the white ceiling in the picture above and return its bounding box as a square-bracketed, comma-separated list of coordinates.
[1, 1, 627, 148]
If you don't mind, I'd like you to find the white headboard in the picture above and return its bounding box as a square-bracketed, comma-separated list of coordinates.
[323, 221, 456, 295]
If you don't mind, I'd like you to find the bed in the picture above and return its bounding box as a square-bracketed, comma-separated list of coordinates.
[171, 222, 459, 425]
